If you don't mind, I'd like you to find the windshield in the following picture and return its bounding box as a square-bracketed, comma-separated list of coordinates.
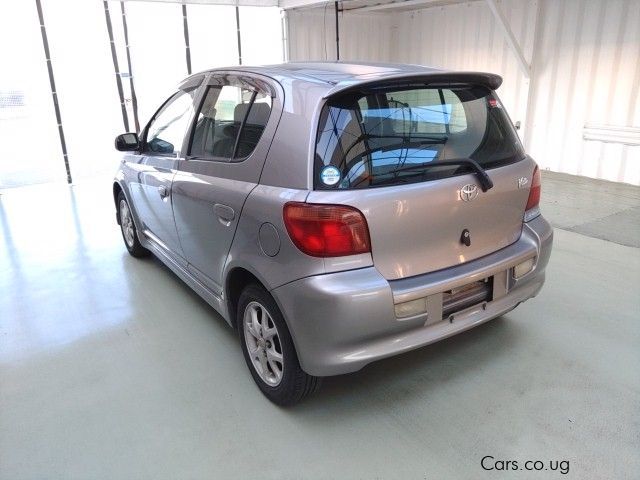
[314, 85, 525, 189]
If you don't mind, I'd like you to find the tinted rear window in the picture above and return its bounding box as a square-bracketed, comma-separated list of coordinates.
[314, 85, 525, 189]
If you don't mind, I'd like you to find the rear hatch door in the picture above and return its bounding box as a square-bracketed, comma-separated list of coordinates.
[308, 79, 534, 280]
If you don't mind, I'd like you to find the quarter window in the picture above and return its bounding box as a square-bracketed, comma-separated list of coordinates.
[189, 84, 271, 161]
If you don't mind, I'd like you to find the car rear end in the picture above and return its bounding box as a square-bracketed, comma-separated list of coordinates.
[271, 72, 553, 376]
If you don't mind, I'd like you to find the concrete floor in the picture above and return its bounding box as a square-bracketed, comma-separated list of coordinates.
[540, 171, 640, 248]
[1, 172, 639, 479]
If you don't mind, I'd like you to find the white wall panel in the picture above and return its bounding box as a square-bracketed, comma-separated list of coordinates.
[287, 0, 640, 184]
[526, 0, 640, 185]
[288, 8, 394, 62]
[188, 4, 239, 72]
[125, 2, 188, 125]
[0, 1, 67, 188]
[41, 0, 127, 182]
[240, 6, 285, 65]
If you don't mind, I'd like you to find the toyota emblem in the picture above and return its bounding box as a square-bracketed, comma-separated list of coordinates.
[460, 184, 479, 202]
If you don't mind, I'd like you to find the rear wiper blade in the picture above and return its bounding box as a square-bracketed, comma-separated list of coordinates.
[342, 133, 446, 161]
[383, 157, 494, 191]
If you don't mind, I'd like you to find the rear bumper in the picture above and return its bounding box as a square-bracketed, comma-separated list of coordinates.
[272, 215, 553, 376]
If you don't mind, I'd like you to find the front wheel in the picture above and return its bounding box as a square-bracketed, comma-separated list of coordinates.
[117, 191, 149, 258]
[237, 284, 321, 406]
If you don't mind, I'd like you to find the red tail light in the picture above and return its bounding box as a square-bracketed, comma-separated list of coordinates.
[283, 202, 371, 257]
[525, 165, 541, 211]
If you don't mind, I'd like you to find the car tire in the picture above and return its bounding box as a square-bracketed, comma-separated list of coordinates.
[117, 191, 150, 258]
[237, 284, 321, 406]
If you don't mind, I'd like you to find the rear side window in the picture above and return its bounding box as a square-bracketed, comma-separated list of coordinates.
[314, 85, 524, 189]
[190, 84, 271, 161]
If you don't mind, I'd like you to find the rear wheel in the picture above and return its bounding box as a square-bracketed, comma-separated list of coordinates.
[237, 284, 321, 406]
[117, 191, 149, 258]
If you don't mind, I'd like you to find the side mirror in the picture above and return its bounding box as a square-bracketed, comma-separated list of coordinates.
[115, 133, 139, 151]
[514, 120, 521, 130]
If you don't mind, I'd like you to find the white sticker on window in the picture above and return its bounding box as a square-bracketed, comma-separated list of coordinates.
[320, 166, 341, 186]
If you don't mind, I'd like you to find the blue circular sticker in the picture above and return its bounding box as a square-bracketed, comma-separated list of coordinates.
[320, 166, 341, 186]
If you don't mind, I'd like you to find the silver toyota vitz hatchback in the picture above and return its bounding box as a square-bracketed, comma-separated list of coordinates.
[113, 62, 553, 405]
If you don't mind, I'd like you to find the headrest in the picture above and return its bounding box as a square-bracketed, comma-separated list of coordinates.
[234, 102, 271, 126]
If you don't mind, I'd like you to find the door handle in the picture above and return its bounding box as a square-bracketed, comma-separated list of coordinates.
[158, 185, 169, 198]
[214, 204, 235, 225]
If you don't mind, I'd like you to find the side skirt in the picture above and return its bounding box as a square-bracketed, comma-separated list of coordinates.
[142, 230, 232, 326]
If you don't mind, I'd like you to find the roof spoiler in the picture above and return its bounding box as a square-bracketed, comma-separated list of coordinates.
[323, 71, 503, 98]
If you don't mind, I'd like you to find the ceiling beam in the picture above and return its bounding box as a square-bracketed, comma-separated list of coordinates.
[118, 0, 279, 6]
[345, 0, 476, 12]
[278, 0, 329, 9]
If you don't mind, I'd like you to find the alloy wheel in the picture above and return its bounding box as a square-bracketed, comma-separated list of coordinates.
[243, 301, 284, 387]
[119, 199, 135, 248]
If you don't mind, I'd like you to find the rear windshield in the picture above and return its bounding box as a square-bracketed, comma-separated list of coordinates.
[314, 85, 525, 189]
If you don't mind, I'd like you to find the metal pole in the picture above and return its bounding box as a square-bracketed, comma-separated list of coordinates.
[334, 1, 340, 61]
[236, 5, 242, 65]
[103, 0, 130, 132]
[121, 1, 140, 133]
[182, 4, 192, 75]
[280, 8, 289, 63]
[35, 0, 72, 184]
[523, 0, 542, 149]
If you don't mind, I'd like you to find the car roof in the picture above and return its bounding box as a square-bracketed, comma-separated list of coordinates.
[187, 61, 503, 95]
[201, 61, 441, 83]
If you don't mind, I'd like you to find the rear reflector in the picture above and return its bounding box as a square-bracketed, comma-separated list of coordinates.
[395, 297, 428, 319]
[283, 202, 371, 257]
[514, 258, 535, 279]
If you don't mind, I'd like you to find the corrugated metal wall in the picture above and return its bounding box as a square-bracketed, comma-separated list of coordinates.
[526, 0, 639, 185]
[288, 8, 394, 62]
[287, 0, 640, 185]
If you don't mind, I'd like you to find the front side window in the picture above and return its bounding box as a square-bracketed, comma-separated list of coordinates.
[314, 85, 524, 190]
[189, 82, 272, 161]
[145, 89, 197, 156]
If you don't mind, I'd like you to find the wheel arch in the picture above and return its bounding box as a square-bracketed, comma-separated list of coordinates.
[224, 264, 311, 381]
[113, 181, 123, 213]
[113, 180, 144, 233]
[225, 266, 266, 330]
[224, 263, 295, 332]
